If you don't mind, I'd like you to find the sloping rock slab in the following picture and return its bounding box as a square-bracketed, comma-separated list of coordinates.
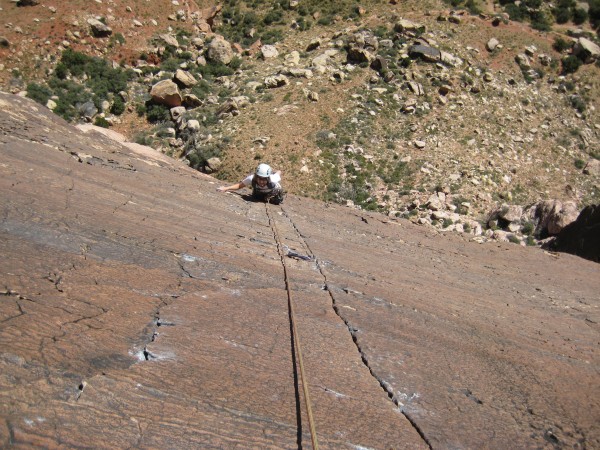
[1, 91, 599, 448]
[0, 92, 426, 448]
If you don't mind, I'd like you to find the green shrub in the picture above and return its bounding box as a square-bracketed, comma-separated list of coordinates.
[570, 95, 587, 113]
[47, 78, 89, 121]
[590, 0, 600, 27]
[572, 8, 588, 24]
[160, 57, 182, 73]
[110, 97, 125, 115]
[531, 11, 553, 31]
[465, 0, 482, 15]
[553, 37, 572, 53]
[261, 28, 284, 45]
[94, 116, 110, 128]
[505, 4, 525, 21]
[508, 235, 521, 244]
[554, 7, 571, 24]
[522, 221, 535, 235]
[562, 55, 582, 73]
[145, 103, 170, 123]
[574, 158, 586, 169]
[263, 10, 283, 25]
[54, 63, 68, 80]
[198, 60, 235, 79]
[26, 82, 52, 105]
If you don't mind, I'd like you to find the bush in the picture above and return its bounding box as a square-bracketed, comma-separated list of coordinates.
[572, 8, 588, 25]
[531, 11, 553, 31]
[590, 0, 600, 28]
[197, 60, 235, 79]
[562, 55, 582, 73]
[145, 103, 170, 123]
[47, 78, 89, 121]
[110, 96, 125, 115]
[505, 4, 525, 21]
[570, 95, 587, 113]
[26, 82, 52, 105]
[522, 221, 535, 235]
[553, 37, 572, 53]
[54, 63, 68, 80]
[465, 0, 482, 15]
[94, 116, 110, 128]
[574, 158, 586, 169]
[554, 7, 571, 24]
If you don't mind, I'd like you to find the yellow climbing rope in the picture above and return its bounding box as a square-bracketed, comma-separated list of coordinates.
[265, 202, 319, 450]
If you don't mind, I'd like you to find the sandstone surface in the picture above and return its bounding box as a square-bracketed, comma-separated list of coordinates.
[1, 92, 599, 448]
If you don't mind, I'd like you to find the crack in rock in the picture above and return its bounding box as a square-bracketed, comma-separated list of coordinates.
[280, 208, 433, 449]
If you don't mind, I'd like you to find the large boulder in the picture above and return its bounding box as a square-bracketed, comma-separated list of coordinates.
[409, 44, 441, 63]
[545, 204, 600, 262]
[150, 80, 182, 108]
[573, 37, 600, 63]
[207, 36, 234, 65]
[87, 18, 112, 38]
[174, 69, 198, 88]
[526, 200, 580, 238]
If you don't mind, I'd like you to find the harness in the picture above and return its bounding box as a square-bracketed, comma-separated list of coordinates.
[251, 175, 276, 198]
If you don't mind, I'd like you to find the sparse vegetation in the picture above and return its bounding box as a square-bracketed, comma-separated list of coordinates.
[3, 0, 599, 240]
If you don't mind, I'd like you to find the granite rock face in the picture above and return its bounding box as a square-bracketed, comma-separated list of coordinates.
[1, 91, 599, 448]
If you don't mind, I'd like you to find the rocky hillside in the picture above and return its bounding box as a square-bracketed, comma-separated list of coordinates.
[1, 0, 599, 248]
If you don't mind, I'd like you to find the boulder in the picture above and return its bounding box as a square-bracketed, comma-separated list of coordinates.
[217, 96, 250, 117]
[573, 37, 600, 63]
[285, 68, 313, 79]
[545, 204, 600, 262]
[486, 38, 500, 52]
[150, 80, 182, 108]
[547, 201, 579, 235]
[207, 36, 234, 65]
[264, 74, 289, 89]
[77, 101, 98, 121]
[0, 36, 10, 48]
[348, 47, 375, 64]
[174, 69, 198, 88]
[205, 157, 222, 173]
[261, 45, 279, 59]
[159, 34, 179, 48]
[87, 18, 112, 38]
[583, 159, 600, 176]
[183, 94, 203, 108]
[526, 200, 580, 238]
[498, 205, 523, 223]
[394, 19, 426, 34]
[169, 106, 186, 122]
[347, 31, 378, 64]
[409, 44, 441, 62]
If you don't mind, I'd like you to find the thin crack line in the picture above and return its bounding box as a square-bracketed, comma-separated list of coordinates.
[280, 207, 432, 449]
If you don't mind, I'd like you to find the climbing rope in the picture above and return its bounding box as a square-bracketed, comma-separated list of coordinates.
[265, 202, 319, 450]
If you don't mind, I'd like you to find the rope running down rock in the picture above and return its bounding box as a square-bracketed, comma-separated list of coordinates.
[265, 202, 319, 450]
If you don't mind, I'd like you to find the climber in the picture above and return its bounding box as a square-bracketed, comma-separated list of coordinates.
[217, 163, 285, 205]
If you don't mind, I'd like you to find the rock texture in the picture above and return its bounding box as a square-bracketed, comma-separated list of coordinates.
[1, 92, 599, 448]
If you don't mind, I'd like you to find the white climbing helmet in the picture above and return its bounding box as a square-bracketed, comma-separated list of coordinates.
[255, 163, 272, 178]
